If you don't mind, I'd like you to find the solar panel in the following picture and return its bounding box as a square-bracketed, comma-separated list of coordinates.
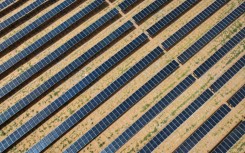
[139, 89, 214, 153]
[0, 8, 118, 99]
[0, 21, 134, 126]
[0, 33, 148, 153]
[194, 28, 245, 78]
[132, 0, 171, 23]
[118, 0, 138, 12]
[177, 2, 245, 64]
[146, 0, 199, 36]
[210, 55, 245, 92]
[0, 0, 77, 52]
[29, 47, 170, 153]
[174, 104, 231, 153]
[0, 0, 105, 74]
[102, 75, 196, 153]
[162, 0, 228, 50]
[0, 0, 15, 11]
[211, 121, 245, 153]
[228, 86, 245, 107]
[0, 0, 47, 32]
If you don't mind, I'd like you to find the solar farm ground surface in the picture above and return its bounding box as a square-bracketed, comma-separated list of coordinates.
[0, 0, 244, 153]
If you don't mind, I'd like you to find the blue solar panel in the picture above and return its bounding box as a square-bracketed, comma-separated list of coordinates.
[211, 121, 245, 153]
[210, 55, 245, 92]
[162, 0, 228, 50]
[29, 47, 170, 153]
[146, 0, 199, 36]
[0, 0, 105, 75]
[228, 86, 245, 107]
[0, 0, 15, 11]
[0, 33, 148, 153]
[0, 0, 77, 52]
[118, 0, 138, 12]
[0, 0, 47, 32]
[194, 28, 245, 78]
[178, 2, 245, 64]
[0, 8, 118, 99]
[0, 21, 134, 126]
[102, 75, 196, 153]
[132, 0, 170, 23]
[139, 89, 213, 153]
[175, 104, 231, 153]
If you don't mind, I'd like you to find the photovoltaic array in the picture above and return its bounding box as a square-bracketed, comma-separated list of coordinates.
[118, 0, 138, 12]
[162, 0, 228, 50]
[102, 75, 196, 152]
[194, 28, 245, 78]
[140, 46, 245, 152]
[0, 0, 47, 32]
[0, 21, 134, 126]
[139, 89, 214, 153]
[0, 0, 244, 152]
[29, 47, 170, 153]
[228, 86, 245, 107]
[178, 2, 245, 64]
[63, 60, 179, 153]
[174, 104, 231, 153]
[0, 7, 118, 98]
[0, 33, 148, 153]
[147, 0, 199, 36]
[210, 55, 245, 92]
[133, 0, 171, 23]
[0, 0, 15, 11]
[0, 0, 76, 52]
[0, 0, 105, 75]
[211, 121, 245, 153]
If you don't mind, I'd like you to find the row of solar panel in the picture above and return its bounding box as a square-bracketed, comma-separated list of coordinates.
[228, 86, 245, 107]
[162, 0, 228, 50]
[0, 0, 77, 52]
[178, 2, 245, 64]
[0, 7, 118, 99]
[0, 33, 149, 153]
[118, 0, 137, 12]
[210, 55, 245, 92]
[139, 55, 245, 152]
[0, 0, 47, 31]
[0, 0, 105, 76]
[211, 121, 245, 153]
[146, 0, 199, 36]
[0, 0, 15, 11]
[0, 21, 134, 126]
[174, 104, 231, 153]
[139, 89, 214, 153]
[194, 28, 245, 78]
[61, 60, 179, 152]
[29, 47, 168, 153]
[132, 0, 171, 23]
[102, 75, 196, 152]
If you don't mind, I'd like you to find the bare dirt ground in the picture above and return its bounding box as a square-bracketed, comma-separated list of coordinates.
[0, 0, 244, 152]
